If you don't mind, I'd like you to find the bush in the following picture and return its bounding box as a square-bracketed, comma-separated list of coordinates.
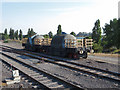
[3, 40, 8, 43]
[112, 49, 120, 54]
[93, 43, 103, 53]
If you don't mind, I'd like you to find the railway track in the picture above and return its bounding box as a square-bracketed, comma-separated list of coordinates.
[1, 52, 84, 89]
[1, 45, 120, 84]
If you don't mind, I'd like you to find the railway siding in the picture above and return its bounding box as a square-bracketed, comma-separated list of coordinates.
[1, 43, 119, 73]
[0, 47, 119, 87]
[19, 52, 120, 83]
[1, 51, 84, 89]
[11, 48, 119, 83]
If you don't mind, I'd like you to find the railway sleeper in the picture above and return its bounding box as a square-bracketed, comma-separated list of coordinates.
[27, 72, 42, 77]
[32, 75, 46, 79]
[46, 82, 63, 88]
[49, 84, 64, 88]
[45, 82, 57, 86]
[31, 75, 44, 78]
[37, 77, 48, 81]
[40, 80, 51, 83]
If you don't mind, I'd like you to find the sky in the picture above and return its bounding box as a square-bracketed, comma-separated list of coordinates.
[1, 0, 119, 35]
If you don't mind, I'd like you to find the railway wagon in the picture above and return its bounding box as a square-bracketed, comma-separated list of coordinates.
[22, 34, 87, 59]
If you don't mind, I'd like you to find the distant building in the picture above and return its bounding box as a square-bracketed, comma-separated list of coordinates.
[61, 32, 67, 34]
[76, 37, 85, 39]
[76, 32, 92, 37]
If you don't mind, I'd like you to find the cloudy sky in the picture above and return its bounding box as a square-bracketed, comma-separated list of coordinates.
[1, 0, 119, 35]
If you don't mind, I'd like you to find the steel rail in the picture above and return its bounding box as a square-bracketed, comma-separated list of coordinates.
[1, 45, 120, 83]
[1, 52, 84, 89]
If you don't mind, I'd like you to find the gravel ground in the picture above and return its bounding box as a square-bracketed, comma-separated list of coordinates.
[0, 59, 36, 89]
[1, 41, 120, 89]
[36, 63, 119, 88]
[88, 55, 119, 65]
[70, 59, 119, 73]
[1, 49, 120, 88]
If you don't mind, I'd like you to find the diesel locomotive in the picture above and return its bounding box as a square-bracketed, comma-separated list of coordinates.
[22, 34, 88, 59]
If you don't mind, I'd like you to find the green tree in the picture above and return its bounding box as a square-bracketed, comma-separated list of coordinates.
[43, 34, 49, 38]
[103, 18, 118, 49]
[27, 28, 31, 37]
[9, 28, 14, 39]
[48, 31, 53, 38]
[30, 28, 36, 36]
[57, 25, 62, 35]
[117, 18, 120, 49]
[4, 28, 9, 40]
[4, 28, 7, 35]
[14, 30, 18, 40]
[92, 19, 102, 44]
[1, 33, 5, 40]
[27, 28, 36, 37]
[93, 43, 103, 53]
[92, 19, 102, 52]
[19, 29, 23, 40]
[70, 31, 76, 36]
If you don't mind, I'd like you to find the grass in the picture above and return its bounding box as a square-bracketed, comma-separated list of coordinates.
[112, 49, 120, 54]
[7, 39, 22, 43]
[3, 40, 8, 43]
[89, 52, 120, 58]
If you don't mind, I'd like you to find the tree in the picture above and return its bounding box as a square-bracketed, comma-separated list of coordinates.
[14, 30, 18, 40]
[117, 18, 120, 49]
[43, 34, 49, 38]
[4, 28, 9, 40]
[93, 43, 103, 53]
[103, 18, 120, 49]
[27, 28, 31, 37]
[19, 29, 23, 40]
[57, 25, 62, 35]
[27, 28, 36, 37]
[92, 19, 102, 52]
[70, 31, 76, 36]
[1, 33, 5, 40]
[9, 28, 14, 39]
[4, 28, 7, 35]
[92, 19, 102, 44]
[30, 28, 36, 36]
[48, 31, 53, 38]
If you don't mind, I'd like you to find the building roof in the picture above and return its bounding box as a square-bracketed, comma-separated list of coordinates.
[76, 37, 85, 39]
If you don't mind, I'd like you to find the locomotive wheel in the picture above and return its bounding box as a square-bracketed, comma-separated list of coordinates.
[83, 52, 87, 59]
[68, 53, 72, 58]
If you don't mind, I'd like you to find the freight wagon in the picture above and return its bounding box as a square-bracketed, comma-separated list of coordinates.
[22, 34, 88, 59]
